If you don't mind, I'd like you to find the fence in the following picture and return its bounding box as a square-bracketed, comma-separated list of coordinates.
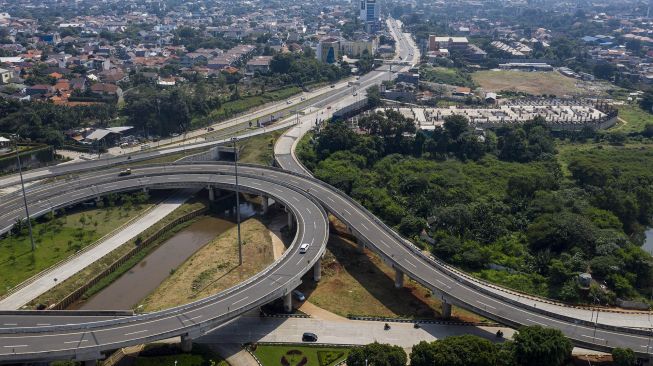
[51, 207, 208, 310]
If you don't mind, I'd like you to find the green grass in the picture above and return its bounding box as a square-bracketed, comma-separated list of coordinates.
[253, 345, 350, 366]
[205, 86, 301, 123]
[27, 197, 208, 308]
[420, 66, 476, 88]
[238, 128, 289, 166]
[0, 201, 152, 297]
[612, 104, 653, 134]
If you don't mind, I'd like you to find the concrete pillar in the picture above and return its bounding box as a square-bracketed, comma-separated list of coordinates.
[313, 260, 321, 282]
[142, 187, 148, 193]
[441, 302, 452, 319]
[283, 292, 292, 313]
[394, 268, 404, 289]
[357, 238, 365, 253]
[83, 360, 97, 366]
[261, 195, 269, 214]
[287, 211, 294, 230]
[208, 186, 215, 201]
[180, 334, 193, 353]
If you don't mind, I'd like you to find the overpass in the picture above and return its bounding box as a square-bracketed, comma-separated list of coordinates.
[1, 18, 652, 365]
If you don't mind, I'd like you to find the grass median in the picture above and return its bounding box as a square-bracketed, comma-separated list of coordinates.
[0, 193, 156, 299]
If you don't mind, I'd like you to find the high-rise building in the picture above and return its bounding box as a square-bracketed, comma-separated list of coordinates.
[359, 0, 380, 33]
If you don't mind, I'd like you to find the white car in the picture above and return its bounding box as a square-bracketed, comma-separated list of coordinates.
[299, 243, 310, 253]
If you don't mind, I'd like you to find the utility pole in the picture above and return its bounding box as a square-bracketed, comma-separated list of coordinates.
[232, 136, 242, 265]
[13, 134, 35, 252]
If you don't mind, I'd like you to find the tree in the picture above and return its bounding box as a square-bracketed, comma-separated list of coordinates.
[611, 347, 636, 366]
[443, 115, 469, 141]
[640, 89, 653, 113]
[512, 326, 572, 366]
[410, 336, 499, 366]
[367, 85, 382, 108]
[347, 343, 407, 366]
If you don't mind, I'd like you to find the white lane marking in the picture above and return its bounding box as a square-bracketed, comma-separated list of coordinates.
[343, 208, 352, 215]
[292, 196, 300, 202]
[36, 323, 51, 326]
[361, 223, 369, 231]
[581, 334, 605, 342]
[3, 345, 27, 348]
[186, 315, 202, 321]
[232, 296, 249, 305]
[296, 258, 303, 266]
[436, 279, 452, 289]
[526, 319, 547, 326]
[327, 197, 335, 203]
[404, 259, 417, 268]
[124, 329, 148, 336]
[477, 301, 496, 310]
[306, 208, 311, 214]
[2, 324, 17, 326]
[64, 340, 88, 344]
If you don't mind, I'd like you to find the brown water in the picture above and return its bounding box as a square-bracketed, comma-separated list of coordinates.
[79, 216, 235, 310]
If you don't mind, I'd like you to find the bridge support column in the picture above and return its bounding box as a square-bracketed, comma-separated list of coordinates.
[441, 302, 452, 319]
[287, 211, 294, 231]
[394, 268, 404, 289]
[208, 186, 215, 201]
[313, 259, 321, 282]
[261, 195, 269, 215]
[283, 292, 292, 313]
[142, 187, 148, 193]
[83, 360, 97, 366]
[180, 334, 193, 353]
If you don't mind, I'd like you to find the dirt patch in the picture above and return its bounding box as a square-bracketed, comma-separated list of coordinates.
[139, 217, 274, 311]
[298, 217, 481, 322]
[472, 71, 582, 96]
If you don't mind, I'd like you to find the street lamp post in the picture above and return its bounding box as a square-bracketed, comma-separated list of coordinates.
[12, 134, 35, 252]
[232, 136, 242, 266]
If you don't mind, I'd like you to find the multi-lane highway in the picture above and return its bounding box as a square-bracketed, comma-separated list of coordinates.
[1, 162, 653, 363]
[1, 18, 652, 364]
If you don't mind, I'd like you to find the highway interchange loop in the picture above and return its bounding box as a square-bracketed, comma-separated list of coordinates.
[0, 18, 652, 364]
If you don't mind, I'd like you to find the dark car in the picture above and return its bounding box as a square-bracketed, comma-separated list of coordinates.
[302, 332, 318, 342]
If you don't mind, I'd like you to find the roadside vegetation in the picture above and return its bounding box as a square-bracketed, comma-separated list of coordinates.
[27, 195, 207, 308]
[297, 110, 653, 305]
[139, 217, 274, 311]
[0, 191, 153, 298]
[238, 128, 289, 166]
[133, 343, 228, 366]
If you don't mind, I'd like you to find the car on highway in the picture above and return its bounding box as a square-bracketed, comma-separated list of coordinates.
[293, 290, 306, 301]
[330, 84, 335, 88]
[118, 168, 132, 176]
[302, 332, 318, 342]
[299, 243, 310, 253]
[287, 100, 293, 104]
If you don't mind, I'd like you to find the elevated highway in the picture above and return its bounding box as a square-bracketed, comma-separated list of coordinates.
[0, 18, 652, 364]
